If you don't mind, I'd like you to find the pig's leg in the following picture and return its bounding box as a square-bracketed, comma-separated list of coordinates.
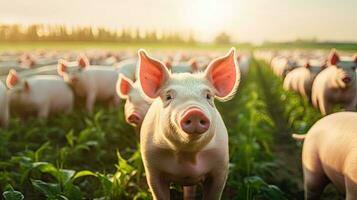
[146, 170, 170, 200]
[109, 95, 121, 108]
[183, 185, 196, 200]
[38, 105, 49, 119]
[86, 93, 96, 114]
[345, 178, 357, 200]
[202, 169, 228, 200]
[344, 155, 357, 200]
[318, 98, 331, 116]
[303, 168, 329, 200]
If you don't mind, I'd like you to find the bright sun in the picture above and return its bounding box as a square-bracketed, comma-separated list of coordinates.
[181, 0, 234, 40]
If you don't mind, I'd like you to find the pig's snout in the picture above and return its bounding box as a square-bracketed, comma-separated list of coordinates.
[127, 112, 142, 125]
[342, 76, 352, 83]
[180, 108, 210, 135]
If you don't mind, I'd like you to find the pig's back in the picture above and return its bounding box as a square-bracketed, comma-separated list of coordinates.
[28, 76, 73, 106]
[116, 59, 137, 80]
[85, 68, 118, 99]
[308, 112, 357, 191]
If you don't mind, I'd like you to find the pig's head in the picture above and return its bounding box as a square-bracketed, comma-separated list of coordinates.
[138, 48, 240, 150]
[328, 49, 357, 88]
[6, 69, 30, 104]
[57, 55, 89, 85]
[117, 74, 152, 128]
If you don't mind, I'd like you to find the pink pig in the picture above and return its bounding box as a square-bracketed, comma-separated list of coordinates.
[58, 55, 120, 113]
[6, 69, 73, 119]
[283, 61, 325, 98]
[0, 80, 9, 127]
[116, 75, 151, 136]
[311, 50, 357, 115]
[293, 112, 357, 200]
[137, 48, 240, 200]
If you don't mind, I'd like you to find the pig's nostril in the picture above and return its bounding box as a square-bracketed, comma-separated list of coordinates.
[180, 108, 210, 135]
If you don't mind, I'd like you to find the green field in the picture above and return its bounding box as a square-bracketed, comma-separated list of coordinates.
[1, 51, 347, 199]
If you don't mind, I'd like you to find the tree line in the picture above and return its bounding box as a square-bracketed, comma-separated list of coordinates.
[0, 24, 197, 44]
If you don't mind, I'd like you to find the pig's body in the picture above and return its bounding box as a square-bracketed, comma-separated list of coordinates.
[141, 93, 229, 199]
[311, 63, 357, 115]
[283, 64, 322, 98]
[137, 49, 239, 199]
[58, 56, 120, 113]
[0, 81, 9, 127]
[293, 112, 357, 200]
[8, 76, 73, 118]
[67, 67, 119, 113]
[116, 58, 137, 81]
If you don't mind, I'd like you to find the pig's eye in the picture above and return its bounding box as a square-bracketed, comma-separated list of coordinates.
[166, 93, 173, 101]
[206, 93, 212, 100]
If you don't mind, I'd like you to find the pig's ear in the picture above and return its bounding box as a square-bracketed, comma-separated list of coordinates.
[304, 62, 311, 68]
[353, 53, 357, 63]
[204, 48, 240, 101]
[138, 49, 170, 100]
[164, 59, 172, 70]
[328, 49, 340, 66]
[6, 69, 18, 89]
[117, 74, 134, 99]
[189, 59, 199, 72]
[23, 81, 30, 92]
[77, 54, 89, 69]
[57, 59, 67, 76]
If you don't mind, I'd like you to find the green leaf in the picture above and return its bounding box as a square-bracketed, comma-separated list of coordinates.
[31, 179, 60, 197]
[59, 169, 76, 184]
[66, 130, 75, 147]
[2, 187, 24, 200]
[72, 170, 97, 181]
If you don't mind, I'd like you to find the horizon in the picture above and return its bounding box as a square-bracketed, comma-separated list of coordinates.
[1, 0, 357, 44]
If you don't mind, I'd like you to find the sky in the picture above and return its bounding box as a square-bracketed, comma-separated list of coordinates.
[0, 0, 357, 43]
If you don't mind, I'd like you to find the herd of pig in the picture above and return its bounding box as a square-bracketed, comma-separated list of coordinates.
[255, 49, 357, 116]
[0, 48, 253, 199]
[256, 49, 357, 200]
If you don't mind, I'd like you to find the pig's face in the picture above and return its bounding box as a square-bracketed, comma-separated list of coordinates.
[328, 50, 357, 88]
[117, 75, 151, 127]
[138, 48, 240, 148]
[57, 55, 89, 86]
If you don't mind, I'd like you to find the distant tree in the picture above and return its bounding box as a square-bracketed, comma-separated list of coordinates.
[214, 32, 231, 45]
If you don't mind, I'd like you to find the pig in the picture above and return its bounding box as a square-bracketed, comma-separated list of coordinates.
[6, 69, 73, 119]
[0, 80, 9, 127]
[116, 74, 151, 135]
[165, 59, 199, 73]
[57, 55, 120, 113]
[137, 48, 240, 200]
[271, 56, 298, 77]
[311, 50, 357, 115]
[292, 112, 357, 200]
[283, 61, 325, 98]
[115, 58, 138, 81]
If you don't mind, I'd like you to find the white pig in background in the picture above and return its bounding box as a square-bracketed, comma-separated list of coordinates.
[116, 75, 151, 136]
[58, 55, 120, 113]
[137, 48, 240, 199]
[283, 61, 325, 98]
[237, 54, 251, 77]
[311, 50, 357, 115]
[6, 70, 73, 119]
[165, 59, 199, 73]
[293, 112, 357, 200]
[115, 58, 138, 81]
[0, 81, 9, 127]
